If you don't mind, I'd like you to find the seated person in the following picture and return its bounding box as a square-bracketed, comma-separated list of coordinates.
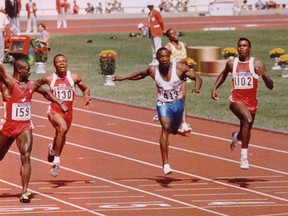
[35, 23, 50, 48]
[138, 23, 149, 37]
[72, 0, 80, 14]
[85, 2, 94, 14]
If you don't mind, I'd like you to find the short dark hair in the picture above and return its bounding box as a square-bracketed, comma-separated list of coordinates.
[238, 37, 251, 47]
[53, 54, 67, 65]
[157, 47, 171, 55]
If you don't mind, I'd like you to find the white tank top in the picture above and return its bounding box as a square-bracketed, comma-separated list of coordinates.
[155, 61, 183, 103]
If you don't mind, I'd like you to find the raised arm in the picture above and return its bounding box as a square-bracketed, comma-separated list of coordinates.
[0, 64, 14, 94]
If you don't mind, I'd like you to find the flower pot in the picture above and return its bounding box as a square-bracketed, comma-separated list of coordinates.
[282, 65, 288, 78]
[104, 75, 115, 86]
[271, 57, 281, 70]
[35, 62, 46, 74]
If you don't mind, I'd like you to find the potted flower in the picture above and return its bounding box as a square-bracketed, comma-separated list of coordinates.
[99, 50, 117, 85]
[278, 54, 288, 77]
[269, 48, 285, 70]
[186, 57, 197, 70]
[222, 47, 238, 60]
[33, 46, 49, 74]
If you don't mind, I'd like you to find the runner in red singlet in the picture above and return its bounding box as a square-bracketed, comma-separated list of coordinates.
[0, 59, 67, 203]
[36, 54, 92, 178]
[211, 37, 274, 170]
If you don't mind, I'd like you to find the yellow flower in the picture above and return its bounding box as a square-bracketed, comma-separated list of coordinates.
[278, 54, 288, 65]
[269, 48, 285, 58]
[99, 50, 117, 75]
[222, 47, 238, 59]
[186, 57, 197, 69]
[99, 50, 117, 60]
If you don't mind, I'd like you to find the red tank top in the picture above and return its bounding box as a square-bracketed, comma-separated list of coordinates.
[230, 57, 259, 106]
[49, 71, 75, 113]
[3, 80, 33, 122]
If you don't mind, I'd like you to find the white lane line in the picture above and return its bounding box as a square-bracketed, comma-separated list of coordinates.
[70, 196, 145, 200]
[0, 179, 105, 216]
[31, 104, 288, 155]
[31, 133, 288, 204]
[6, 150, 228, 216]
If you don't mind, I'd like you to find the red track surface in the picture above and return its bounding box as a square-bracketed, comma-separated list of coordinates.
[1, 14, 287, 215]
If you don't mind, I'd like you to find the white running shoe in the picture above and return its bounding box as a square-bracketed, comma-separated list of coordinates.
[240, 156, 249, 170]
[152, 115, 159, 121]
[178, 122, 192, 133]
[163, 164, 173, 175]
[50, 163, 60, 177]
[230, 132, 241, 150]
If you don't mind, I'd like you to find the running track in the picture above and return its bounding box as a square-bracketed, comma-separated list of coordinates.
[1, 14, 288, 215]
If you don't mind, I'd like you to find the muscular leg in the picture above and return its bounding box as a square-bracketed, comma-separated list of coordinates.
[49, 113, 69, 157]
[159, 116, 171, 166]
[16, 130, 32, 194]
[0, 133, 14, 161]
[230, 101, 255, 149]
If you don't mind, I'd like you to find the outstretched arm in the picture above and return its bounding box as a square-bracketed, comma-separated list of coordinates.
[0, 64, 14, 94]
[113, 69, 150, 81]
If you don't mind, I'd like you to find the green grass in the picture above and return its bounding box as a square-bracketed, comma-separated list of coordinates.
[4, 28, 287, 132]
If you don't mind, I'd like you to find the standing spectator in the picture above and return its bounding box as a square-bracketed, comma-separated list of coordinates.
[5, 0, 20, 33]
[0, 10, 10, 63]
[16, 0, 21, 31]
[0, 60, 67, 203]
[147, 0, 164, 64]
[255, 0, 266, 9]
[35, 23, 49, 48]
[105, 1, 113, 13]
[85, 2, 94, 14]
[95, 2, 103, 14]
[211, 37, 274, 170]
[72, 0, 79, 14]
[56, 0, 68, 28]
[25, 0, 37, 33]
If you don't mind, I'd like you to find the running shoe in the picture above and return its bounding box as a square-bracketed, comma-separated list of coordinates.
[50, 163, 60, 177]
[152, 115, 159, 121]
[230, 132, 241, 150]
[178, 122, 192, 134]
[20, 191, 31, 203]
[240, 156, 249, 170]
[47, 143, 54, 163]
[163, 164, 173, 175]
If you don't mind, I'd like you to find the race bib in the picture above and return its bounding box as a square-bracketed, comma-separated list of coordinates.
[234, 73, 253, 89]
[12, 103, 31, 121]
[160, 89, 180, 102]
[54, 87, 73, 101]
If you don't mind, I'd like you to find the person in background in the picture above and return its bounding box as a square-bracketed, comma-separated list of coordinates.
[95, 2, 103, 14]
[165, 28, 192, 133]
[5, 0, 20, 33]
[147, 0, 164, 64]
[211, 37, 273, 170]
[255, 0, 266, 9]
[0, 59, 67, 203]
[35, 23, 49, 48]
[56, 0, 68, 28]
[72, 0, 80, 14]
[85, 2, 94, 14]
[113, 47, 202, 175]
[0, 10, 10, 64]
[137, 23, 149, 37]
[25, 0, 37, 33]
[36, 54, 92, 178]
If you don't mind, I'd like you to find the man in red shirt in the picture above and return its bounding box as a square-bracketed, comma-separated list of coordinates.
[211, 37, 274, 170]
[0, 59, 67, 203]
[147, 0, 164, 64]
